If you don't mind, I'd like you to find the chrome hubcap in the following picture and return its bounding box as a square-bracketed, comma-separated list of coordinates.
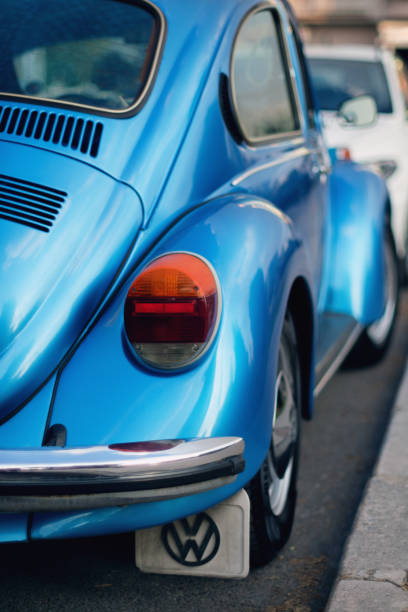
[262, 348, 298, 517]
[266, 450, 294, 516]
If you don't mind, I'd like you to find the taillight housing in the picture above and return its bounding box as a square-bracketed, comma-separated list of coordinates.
[124, 252, 221, 370]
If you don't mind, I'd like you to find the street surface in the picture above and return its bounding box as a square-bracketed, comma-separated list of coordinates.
[1, 292, 408, 612]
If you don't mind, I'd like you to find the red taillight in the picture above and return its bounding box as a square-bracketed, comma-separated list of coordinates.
[124, 253, 220, 369]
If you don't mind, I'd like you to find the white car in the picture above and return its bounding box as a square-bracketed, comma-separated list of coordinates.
[307, 44, 408, 277]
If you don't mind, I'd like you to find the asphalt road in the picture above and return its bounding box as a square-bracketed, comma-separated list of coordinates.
[1, 292, 408, 612]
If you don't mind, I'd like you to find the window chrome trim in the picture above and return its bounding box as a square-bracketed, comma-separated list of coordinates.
[0, 0, 166, 119]
[229, 2, 303, 147]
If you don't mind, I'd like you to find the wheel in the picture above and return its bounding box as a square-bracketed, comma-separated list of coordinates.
[246, 313, 301, 567]
[347, 228, 399, 367]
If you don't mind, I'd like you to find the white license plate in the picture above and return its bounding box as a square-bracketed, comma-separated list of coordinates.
[135, 489, 250, 578]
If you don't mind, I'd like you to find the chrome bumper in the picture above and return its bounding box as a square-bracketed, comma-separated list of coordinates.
[0, 437, 245, 512]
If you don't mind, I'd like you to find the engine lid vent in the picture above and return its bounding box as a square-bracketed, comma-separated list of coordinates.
[0, 173, 67, 233]
[0, 105, 103, 158]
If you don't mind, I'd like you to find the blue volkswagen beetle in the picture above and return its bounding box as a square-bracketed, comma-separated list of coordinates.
[0, 0, 398, 575]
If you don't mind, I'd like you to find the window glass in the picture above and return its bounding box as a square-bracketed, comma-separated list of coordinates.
[232, 10, 298, 140]
[308, 58, 393, 114]
[0, 0, 159, 112]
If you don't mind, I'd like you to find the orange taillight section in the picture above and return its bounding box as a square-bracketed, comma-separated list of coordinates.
[128, 253, 217, 299]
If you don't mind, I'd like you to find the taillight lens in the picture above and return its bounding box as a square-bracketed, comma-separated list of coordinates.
[124, 253, 220, 369]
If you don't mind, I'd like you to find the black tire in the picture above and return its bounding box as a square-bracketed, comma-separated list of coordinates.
[346, 228, 399, 367]
[246, 313, 301, 567]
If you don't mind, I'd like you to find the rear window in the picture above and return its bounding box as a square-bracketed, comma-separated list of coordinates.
[308, 58, 393, 114]
[0, 0, 162, 113]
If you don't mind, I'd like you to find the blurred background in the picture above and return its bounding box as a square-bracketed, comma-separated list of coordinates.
[291, 0, 408, 65]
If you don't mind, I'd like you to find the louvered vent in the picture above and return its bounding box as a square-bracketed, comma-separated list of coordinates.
[0, 106, 103, 157]
[0, 174, 67, 233]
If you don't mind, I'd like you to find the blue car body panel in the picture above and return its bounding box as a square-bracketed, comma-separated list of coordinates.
[0, 0, 390, 542]
[30, 195, 306, 538]
[324, 161, 388, 323]
[0, 144, 143, 421]
[0, 514, 27, 543]
[0, 376, 57, 540]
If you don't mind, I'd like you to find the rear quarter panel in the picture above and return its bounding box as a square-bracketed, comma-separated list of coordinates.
[30, 194, 313, 539]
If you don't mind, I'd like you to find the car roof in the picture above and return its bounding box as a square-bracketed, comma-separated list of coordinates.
[153, 0, 299, 30]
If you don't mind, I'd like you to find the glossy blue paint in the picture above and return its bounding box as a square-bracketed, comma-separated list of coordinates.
[47, 197, 303, 454]
[32, 195, 312, 538]
[0, 143, 143, 421]
[0, 514, 27, 543]
[324, 161, 388, 324]
[0, 0, 391, 544]
[0, 375, 56, 447]
[0, 376, 56, 542]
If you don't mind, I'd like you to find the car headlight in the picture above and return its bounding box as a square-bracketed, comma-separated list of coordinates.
[364, 160, 398, 180]
[124, 252, 221, 370]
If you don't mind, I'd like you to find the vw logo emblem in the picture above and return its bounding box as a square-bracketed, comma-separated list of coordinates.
[161, 512, 221, 567]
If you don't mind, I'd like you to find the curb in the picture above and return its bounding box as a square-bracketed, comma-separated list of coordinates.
[327, 362, 408, 611]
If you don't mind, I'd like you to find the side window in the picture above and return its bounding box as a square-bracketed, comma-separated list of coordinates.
[231, 9, 299, 142]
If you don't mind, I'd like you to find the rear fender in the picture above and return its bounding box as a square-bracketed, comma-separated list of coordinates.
[322, 161, 389, 324]
[49, 194, 313, 477]
[32, 195, 314, 539]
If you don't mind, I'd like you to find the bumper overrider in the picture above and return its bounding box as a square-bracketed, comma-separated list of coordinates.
[0, 437, 245, 513]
